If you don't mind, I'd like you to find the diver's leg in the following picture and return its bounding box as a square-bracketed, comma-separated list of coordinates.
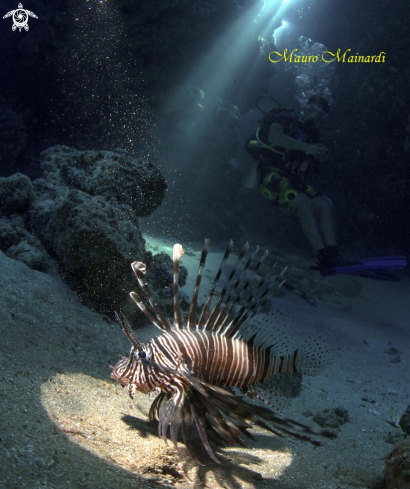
[312, 195, 337, 247]
[286, 193, 325, 251]
[311, 195, 341, 275]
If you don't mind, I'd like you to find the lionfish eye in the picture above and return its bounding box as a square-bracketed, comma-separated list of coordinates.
[138, 350, 146, 359]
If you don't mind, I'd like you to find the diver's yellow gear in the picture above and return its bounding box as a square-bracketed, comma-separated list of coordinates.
[258, 169, 320, 204]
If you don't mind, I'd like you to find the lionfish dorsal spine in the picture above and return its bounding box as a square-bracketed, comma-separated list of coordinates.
[172, 244, 186, 329]
[230, 266, 287, 339]
[204, 241, 249, 332]
[130, 261, 172, 331]
[223, 258, 276, 337]
[129, 291, 165, 331]
[212, 244, 260, 335]
[187, 238, 212, 329]
[214, 244, 268, 336]
[197, 239, 233, 330]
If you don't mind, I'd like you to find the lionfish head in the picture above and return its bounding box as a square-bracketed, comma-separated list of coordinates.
[110, 353, 150, 395]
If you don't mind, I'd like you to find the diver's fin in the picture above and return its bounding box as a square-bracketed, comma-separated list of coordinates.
[329, 256, 407, 281]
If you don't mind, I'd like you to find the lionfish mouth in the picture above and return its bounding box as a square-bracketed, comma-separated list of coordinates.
[109, 352, 134, 381]
[110, 238, 340, 465]
[110, 371, 126, 384]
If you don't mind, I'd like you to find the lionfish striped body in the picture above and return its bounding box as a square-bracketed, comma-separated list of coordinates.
[111, 239, 339, 464]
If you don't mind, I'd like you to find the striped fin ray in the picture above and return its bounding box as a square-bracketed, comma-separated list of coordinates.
[212, 244, 263, 335]
[187, 238, 213, 330]
[129, 291, 167, 331]
[214, 252, 286, 339]
[172, 244, 186, 329]
[202, 242, 250, 331]
[215, 247, 270, 335]
[130, 261, 173, 331]
[202, 241, 250, 332]
[226, 265, 287, 339]
[197, 239, 234, 330]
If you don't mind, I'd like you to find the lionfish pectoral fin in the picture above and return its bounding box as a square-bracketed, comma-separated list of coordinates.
[190, 400, 221, 464]
[141, 354, 337, 465]
[169, 404, 184, 456]
[158, 397, 175, 443]
[183, 370, 339, 446]
[180, 394, 205, 466]
[149, 391, 167, 421]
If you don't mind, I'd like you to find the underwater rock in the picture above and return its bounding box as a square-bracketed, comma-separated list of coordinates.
[0, 214, 32, 250]
[23, 145, 167, 317]
[0, 214, 55, 273]
[40, 145, 167, 216]
[312, 406, 349, 430]
[29, 187, 147, 316]
[5, 240, 51, 273]
[0, 173, 34, 216]
[385, 437, 410, 489]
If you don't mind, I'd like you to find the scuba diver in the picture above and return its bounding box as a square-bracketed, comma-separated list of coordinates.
[245, 95, 340, 275]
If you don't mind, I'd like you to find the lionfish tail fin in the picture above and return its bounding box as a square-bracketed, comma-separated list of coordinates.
[143, 357, 337, 465]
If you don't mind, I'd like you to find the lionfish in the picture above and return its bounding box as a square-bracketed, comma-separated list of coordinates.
[111, 239, 339, 464]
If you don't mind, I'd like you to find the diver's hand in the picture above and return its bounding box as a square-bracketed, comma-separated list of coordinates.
[305, 143, 328, 162]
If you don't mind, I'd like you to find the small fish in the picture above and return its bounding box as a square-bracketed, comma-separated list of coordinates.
[111, 239, 339, 464]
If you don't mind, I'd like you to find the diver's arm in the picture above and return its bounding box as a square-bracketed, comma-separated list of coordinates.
[268, 123, 327, 160]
